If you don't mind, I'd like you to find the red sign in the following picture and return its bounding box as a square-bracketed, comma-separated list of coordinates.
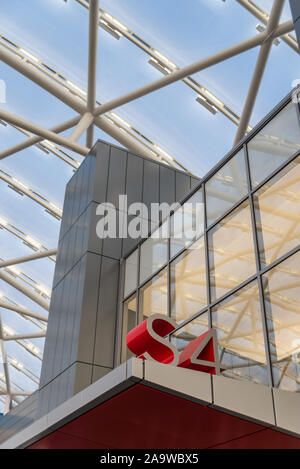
[127, 314, 220, 375]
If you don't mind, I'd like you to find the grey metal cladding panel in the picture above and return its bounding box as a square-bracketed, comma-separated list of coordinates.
[69, 168, 78, 230]
[191, 177, 199, 189]
[54, 371, 67, 409]
[59, 181, 71, 242]
[79, 157, 91, 218]
[121, 215, 152, 258]
[94, 257, 120, 368]
[66, 223, 77, 279]
[66, 227, 75, 280]
[72, 212, 83, 266]
[143, 160, 159, 213]
[73, 362, 93, 395]
[47, 278, 66, 383]
[61, 266, 78, 373]
[92, 141, 110, 204]
[76, 252, 102, 364]
[70, 254, 86, 366]
[81, 203, 91, 256]
[289, 0, 300, 21]
[73, 163, 84, 226]
[106, 146, 127, 207]
[35, 386, 48, 419]
[92, 364, 112, 383]
[76, 162, 85, 224]
[78, 158, 88, 216]
[86, 151, 96, 205]
[65, 361, 76, 401]
[159, 165, 175, 205]
[60, 365, 72, 404]
[52, 235, 64, 289]
[60, 177, 73, 241]
[63, 362, 92, 398]
[175, 172, 191, 202]
[126, 153, 143, 207]
[51, 274, 70, 379]
[56, 269, 75, 377]
[67, 204, 88, 270]
[102, 209, 123, 260]
[56, 369, 71, 410]
[87, 202, 103, 256]
[39, 281, 61, 387]
[47, 376, 61, 414]
[56, 223, 72, 287]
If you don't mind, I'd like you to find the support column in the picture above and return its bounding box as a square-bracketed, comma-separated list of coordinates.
[37, 139, 199, 417]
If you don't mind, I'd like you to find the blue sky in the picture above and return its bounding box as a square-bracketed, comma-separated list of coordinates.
[0, 0, 298, 407]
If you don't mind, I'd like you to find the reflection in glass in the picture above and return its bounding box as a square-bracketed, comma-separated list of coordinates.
[170, 189, 204, 258]
[171, 312, 209, 353]
[139, 267, 168, 321]
[254, 156, 300, 268]
[206, 149, 248, 227]
[124, 249, 138, 298]
[170, 237, 206, 324]
[121, 295, 137, 363]
[208, 201, 256, 301]
[248, 102, 300, 187]
[139, 222, 168, 284]
[212, 281, 269, 385]
[263, 252, 300, 392]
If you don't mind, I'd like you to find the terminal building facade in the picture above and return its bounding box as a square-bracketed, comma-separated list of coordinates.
[0, 90, 300, 448]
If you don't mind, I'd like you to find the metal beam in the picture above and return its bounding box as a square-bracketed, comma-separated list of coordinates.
[68, 112, 94, 142]
[0, 109, 89, 156]
[90, 21, 293, 119]
[234, 0, 285, 144]
[0, 43, 161, 163]
[0, 168, 62, 219]
[236, 0, 299, 53]
[0, 301, 48, 322]
[0, 116, 80, 160]
[0, 249, 57, 269]
[0, 216, 56, 262]
[86, 0, 99, 147]
[3, 332, 46, 341]
[0, 270, 50, 311]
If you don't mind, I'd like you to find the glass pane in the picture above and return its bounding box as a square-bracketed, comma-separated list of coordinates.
[170, 189, 204, 258]
[248, 102, 300, 187]
[206, 149, 248, 227]
[124, 249, 138, 298]
[139, 223, 168, 284]
[212, 281, 269, 386]
[171, 312, 209, 353]
[263, 252, 300, 392]
[254, 156, 300, 268]
[139, 267, 168, 321]
[121, 295, 137, 363]
[170, 237, 207, 324]
[208, 201, 256, 301]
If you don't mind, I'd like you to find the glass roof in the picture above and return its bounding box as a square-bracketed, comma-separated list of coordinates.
[0, 0, 298, 412]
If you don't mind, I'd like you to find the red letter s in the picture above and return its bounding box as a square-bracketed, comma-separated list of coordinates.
[126, 314, 179, 366]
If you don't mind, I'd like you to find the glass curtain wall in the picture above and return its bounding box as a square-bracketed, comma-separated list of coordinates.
[121, 97, 300, 392]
